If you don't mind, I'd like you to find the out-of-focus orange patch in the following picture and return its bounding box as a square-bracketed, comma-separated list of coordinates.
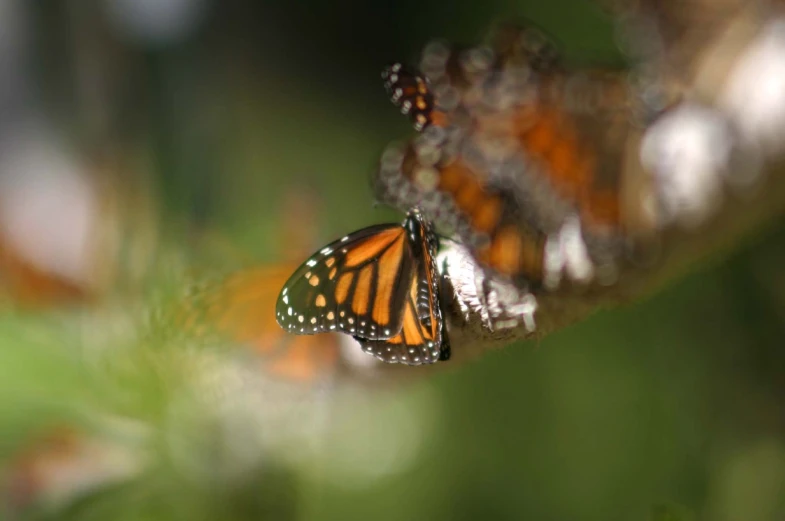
[517, 105, 595, 201]
[580, 188, 621, 228]
[0, 153, 158, 310]
[436, 160, 494, 220]
[471, 194, 503, 233]
[489, 226, 523, 276]
[0, 239, 88, 307]
[266, 334, 340, 383]
[437, 161, 474, 194]
[4, 423, 142, 514]
[5, 426, 84, 510]
[430, 110, 451, 128]
[477, 225, 544, 282]
[195, 265, 340, 383]
[205, 266, 291, 349]
[522, 108, 558, 155]
[514, 102, 623, 231]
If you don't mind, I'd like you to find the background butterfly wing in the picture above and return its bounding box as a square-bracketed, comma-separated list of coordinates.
[182, 266, 342, 385]
[382, 63, 436, 131]
[276, 223, 415, 340]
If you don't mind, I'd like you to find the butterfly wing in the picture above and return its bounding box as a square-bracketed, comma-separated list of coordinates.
[354, 216, 446, 365]
[376, 23, 634, 290]
[183, 266, 343, 385]
[382, 63, 436, 131]
[276, 223, 415, 340]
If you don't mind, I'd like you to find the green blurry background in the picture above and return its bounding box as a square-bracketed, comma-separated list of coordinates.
[1, 1, 784, 520]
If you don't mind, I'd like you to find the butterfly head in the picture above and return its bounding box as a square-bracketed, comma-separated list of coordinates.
[404, 208, 440, 259]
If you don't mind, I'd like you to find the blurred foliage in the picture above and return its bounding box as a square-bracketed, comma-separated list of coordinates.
[1, 1, 785, 521]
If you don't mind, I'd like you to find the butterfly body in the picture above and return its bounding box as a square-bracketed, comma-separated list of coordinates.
[276, 210, 448, 365]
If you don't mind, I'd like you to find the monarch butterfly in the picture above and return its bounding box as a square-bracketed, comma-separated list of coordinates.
[275, 209, 449, 365]
[376, 24, 644, 290]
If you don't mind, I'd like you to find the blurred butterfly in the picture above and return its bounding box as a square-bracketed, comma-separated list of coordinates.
[3, 425, 139, 513]
[187, 265, 354, 384]
[275, 209, 449, 365]
[0, 149, 157, 309]
[376, 23, 642, 291]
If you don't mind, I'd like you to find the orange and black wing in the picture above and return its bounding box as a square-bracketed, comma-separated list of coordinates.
[354, 214, 448, 365]
[276, 223, 415, 341]
[376, 23, 633, 289]
[382, 63, 438, 132]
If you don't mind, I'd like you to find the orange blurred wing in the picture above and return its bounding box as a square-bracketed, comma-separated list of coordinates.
[187, 266, 341, 384]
